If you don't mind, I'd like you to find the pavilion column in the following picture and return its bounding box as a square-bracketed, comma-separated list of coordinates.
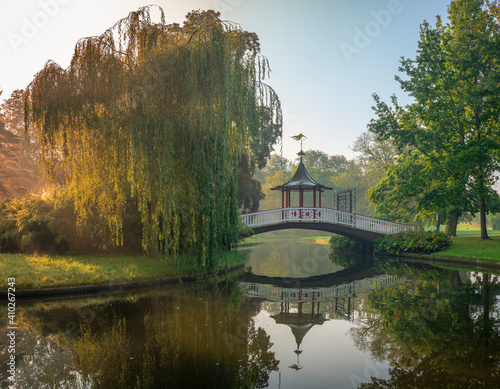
[281, 189, 285, 220]
[319, 190, 322, 208]
[313, 187, 316, 208]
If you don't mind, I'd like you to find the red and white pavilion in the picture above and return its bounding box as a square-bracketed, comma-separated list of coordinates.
[271, 150, 333, 212]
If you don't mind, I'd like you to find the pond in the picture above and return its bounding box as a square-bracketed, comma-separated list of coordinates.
[1, 230, 500, 388]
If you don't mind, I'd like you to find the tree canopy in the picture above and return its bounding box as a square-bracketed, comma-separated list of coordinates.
[25, 7, 282, 271]
[367, 0, 500, 237]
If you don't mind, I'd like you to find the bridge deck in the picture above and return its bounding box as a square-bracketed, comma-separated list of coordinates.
[241, 207, 413, 237]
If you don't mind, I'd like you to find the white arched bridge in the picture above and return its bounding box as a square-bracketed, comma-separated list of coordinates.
[241, 207, 414, 242]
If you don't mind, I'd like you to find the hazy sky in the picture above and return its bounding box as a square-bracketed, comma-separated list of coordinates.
[0, 0, 450, 161]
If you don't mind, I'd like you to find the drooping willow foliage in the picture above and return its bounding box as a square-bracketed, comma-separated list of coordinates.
[25, 7, 282, 272]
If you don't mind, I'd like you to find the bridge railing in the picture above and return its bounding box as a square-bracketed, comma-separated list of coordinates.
[241, 207, 414, 235]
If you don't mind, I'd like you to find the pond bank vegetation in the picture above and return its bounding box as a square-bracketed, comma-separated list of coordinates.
[0, 251, 244, 291]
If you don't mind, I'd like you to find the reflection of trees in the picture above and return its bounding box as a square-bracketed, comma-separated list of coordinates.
[350, 314, 396, 363]
[351, 267, 500, 388]
[70, 281, 279, 388]
[246, 325, 280, 388]
[8, 282, 279, 388]
[246, 239, 342, 277]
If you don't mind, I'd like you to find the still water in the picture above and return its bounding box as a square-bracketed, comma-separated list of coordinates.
[2, 230, 500, 388]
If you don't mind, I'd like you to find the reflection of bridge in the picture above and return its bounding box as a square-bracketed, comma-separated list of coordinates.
[241, 207, 414, 241]
[241, 274, 406, 304]
[242, 273, 407, 374]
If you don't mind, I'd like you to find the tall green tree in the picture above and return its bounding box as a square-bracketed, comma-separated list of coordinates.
[238, 106, 282, 213]
[298, 149, 347, 188]
[368, 0, 500, 238]
[351, 131, 398, 184]
[25, 7, 282, 272]
[367, 150, 468, 231]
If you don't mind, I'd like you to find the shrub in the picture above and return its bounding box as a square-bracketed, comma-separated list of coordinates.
[329, 235, 366, 268]
[329, 235, 362, 251]
[375, 230, 452, 255]
[0, 190, 74, 254]
[0, 187, 145, 255]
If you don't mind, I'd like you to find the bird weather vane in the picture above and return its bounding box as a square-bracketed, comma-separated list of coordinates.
[291, 133, 307, 152]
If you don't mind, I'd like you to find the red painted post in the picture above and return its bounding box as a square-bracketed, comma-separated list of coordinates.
[313, 187, 317, 220]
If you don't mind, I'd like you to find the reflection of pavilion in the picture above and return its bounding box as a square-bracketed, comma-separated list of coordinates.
[272, 306, 328, 349]
[271, 300, 328, 371]
[243, 275, 406, 370]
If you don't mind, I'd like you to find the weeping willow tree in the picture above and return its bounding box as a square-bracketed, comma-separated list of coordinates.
[25, 7, 282, 273]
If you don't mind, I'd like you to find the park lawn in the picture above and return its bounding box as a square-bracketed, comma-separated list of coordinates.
[239, 236, 264, 245]
[0, 251, 244, 290]
[431, 235, 500, 262]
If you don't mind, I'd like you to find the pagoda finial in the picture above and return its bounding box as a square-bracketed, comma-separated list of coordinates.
[291, 133, 307, 159]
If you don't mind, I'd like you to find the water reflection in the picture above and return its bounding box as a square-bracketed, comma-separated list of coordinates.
[353, 266, 500, 388]
[243, 230, 343, 277]
[2, 237, 500, 388]
[1, 282, 279, 389]
[241, 260, 500, 388]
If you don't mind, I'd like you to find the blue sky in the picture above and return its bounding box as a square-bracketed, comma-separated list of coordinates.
[0, 0, 450, 160]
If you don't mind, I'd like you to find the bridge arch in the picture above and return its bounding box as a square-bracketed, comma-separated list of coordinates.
[249, 221, 381, 252]
[251, 221, 382, 241]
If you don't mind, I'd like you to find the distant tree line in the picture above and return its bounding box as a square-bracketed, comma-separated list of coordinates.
[255, 132, 398, 217]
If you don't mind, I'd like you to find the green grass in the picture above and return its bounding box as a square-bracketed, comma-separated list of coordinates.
[297, 236, 331, 241]
[431, 235, 500, 262]
[0, 251, 245, 290]
[239, 236, 264, 245]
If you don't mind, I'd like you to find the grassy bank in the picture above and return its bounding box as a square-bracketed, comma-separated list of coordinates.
[0, 251, 245, 290]
[431, 236, 500, 262]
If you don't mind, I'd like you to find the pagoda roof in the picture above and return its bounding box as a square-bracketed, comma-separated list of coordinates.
[271, 157, 333, 191]
[271, 312, 328, 349]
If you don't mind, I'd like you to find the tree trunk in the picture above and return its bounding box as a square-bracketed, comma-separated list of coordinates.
[482, 273, 490, 322]
[444, 213, 459, 236]
[479, 195, 489, 239]
[475, 113, 489, 240]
